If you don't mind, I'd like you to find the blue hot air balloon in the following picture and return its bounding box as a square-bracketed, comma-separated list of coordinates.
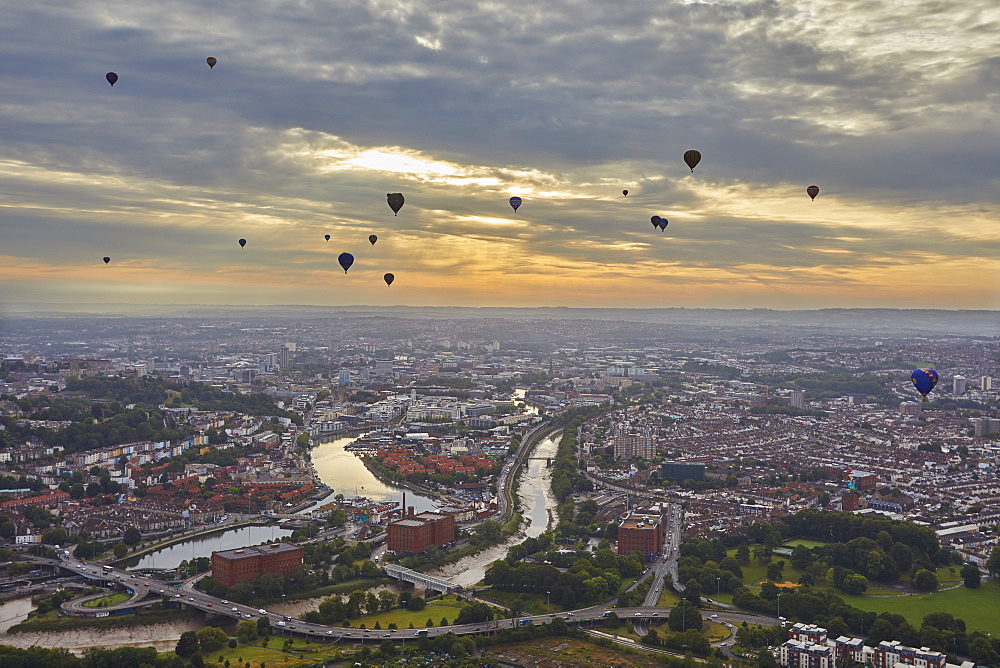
[106, 72, 119, 87]
[651, 215, 661, 228]
[509, 196, 522, 212]
[338, 252, 354, 273]
[910, 368, 939, 401]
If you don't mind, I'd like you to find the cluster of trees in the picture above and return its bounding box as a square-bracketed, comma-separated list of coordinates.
[365, 452, 503, 488]
[175, 626, 230, 658]
[484, 543, 644, 609]
[0, 645, 175, 667]
[550, 418, 595, 503]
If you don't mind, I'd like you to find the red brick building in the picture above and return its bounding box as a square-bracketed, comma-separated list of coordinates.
[386, 509, 455, 554]
[211, 542, 304, 588]
[616, 513, 663, 559]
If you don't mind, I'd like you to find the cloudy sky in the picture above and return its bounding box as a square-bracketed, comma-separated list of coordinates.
[1, 0, 997, 310]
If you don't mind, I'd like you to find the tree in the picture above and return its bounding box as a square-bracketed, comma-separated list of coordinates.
[986, 545, 1000, 579]
[176, 631, 199, 658]
[961, 564, 981, 588]
[913, 569, 938, 592]
[113, 542, 128, 558]
[757, 649, 778, 668]
[256, 616, 271, 637]
[237, 619, 258, 645]
[736, 544, 750, 566]
[668, 602, 702, 632]
[840, 574, 868, 595]
[407, 595, 426, 611]
[123, 527, 141, 545]
[197, 627, 229, 653]
[969, 637, 1000, 665]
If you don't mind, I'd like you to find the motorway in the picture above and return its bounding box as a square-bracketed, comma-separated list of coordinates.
[28, 552, 778, 645]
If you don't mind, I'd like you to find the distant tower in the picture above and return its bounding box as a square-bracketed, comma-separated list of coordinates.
[790, 390, 804, 409]
[953, 375, 966, 395]
[338, 369, 351, 386]
[981, 376, 993, 391]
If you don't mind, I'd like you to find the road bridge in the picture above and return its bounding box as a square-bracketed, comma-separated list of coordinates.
[382, 563, 463, 594]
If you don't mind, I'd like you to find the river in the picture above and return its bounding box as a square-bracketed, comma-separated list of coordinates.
[133, 524, 296, 570]
[424, 432, 559, 587]
[305, 433, 437, 513]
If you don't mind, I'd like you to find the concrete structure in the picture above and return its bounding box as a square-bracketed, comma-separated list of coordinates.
[211, 542, 304, 588]
[790, 390, 804, 409]
[660, 460, 705, 483]
[382, 563, 462, 594]
[615, 512, 663, 559]
[612, 435, 656, 460]
[386, 508, 455, 554]
[374, 360, 393, 377]
[981, 376, 992, 391]
[953, 375, 966, 395]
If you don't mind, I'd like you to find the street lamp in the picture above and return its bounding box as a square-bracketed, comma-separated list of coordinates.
[547, 591, 551, 612]
[776, 592, 781, 621]
[716, 577, 721, 598]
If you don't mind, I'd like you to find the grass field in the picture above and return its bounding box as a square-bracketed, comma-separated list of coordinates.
[206, 638, 354, 668]
[784, 539, 829, 549]
[349, 598, 466, 629]
[719, 543, 1000, 635]
[81, 592, 133, 608]
[842, 580, 1000, 635]
[656, 589, 681, 607]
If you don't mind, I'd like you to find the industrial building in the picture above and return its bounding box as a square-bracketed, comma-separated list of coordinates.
[211, 542, 304, 588]
[386, 508, 456, 554]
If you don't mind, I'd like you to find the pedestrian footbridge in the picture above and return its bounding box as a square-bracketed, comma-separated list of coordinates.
[382, 564, 462, 594]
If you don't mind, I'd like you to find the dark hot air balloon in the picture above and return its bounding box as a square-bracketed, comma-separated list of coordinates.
[206, 57, 217, 69]
[509, 196, 522, 212]
[383, 273, 394, 286]
[683, 149, 701, 172]
[658, 218, 669, 231]
[910, 368, 939, 402]
[103, 256, 110, 264]
[369, 235, 377, 245]
[238, 238, 246, 248]
[386, 193, 404, 215]
[324, 234, 331, 241]
[622, 190, 628, 197]
[338, 252, 354, 273]
[651, 215, 661, 228]
[106, 72, 118, 87]
[807, 185, 819, 200]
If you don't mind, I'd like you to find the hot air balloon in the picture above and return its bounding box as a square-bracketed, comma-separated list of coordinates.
[238, 238, 246, 248]
[683, 150, 701, 172]
[206, 57, 217, 69]
[622, 190, 629, 197]
[383, 273, 394, 286]
[324, 234, 331, 241]
[910, 368, 939, 402]
[338, 252, 354, 273]
[651, 215, 661, 228]
[103, 256, 110, 264]
[658, 218, 669, 231]
[106, 72, 118, 87]
[387, 193, 404, 215]
[807, 185, 819, 200]
[369, 235, 378, 245]
[509, 196, 522, 212]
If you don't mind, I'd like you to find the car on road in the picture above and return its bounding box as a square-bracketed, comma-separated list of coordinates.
[221, 599, 229, 604]
[258, 609, 267, 615]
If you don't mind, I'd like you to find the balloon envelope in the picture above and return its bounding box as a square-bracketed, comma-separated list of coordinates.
[651, 215, 661, 227]
[206, 57, 217, 69]
[369, 235, 378, 245]
[338, 252, 354, 273]
[509, 196, 522, 212]
[683, 149, 701, 172]
[238, 238, 246, 248]
[658, 219, 668, 230]
[910, 368, 939, 399]
[102, 256, 110, 264]
[386, 193, 404, 215]
[324, 234, 330, 241]
[807, 185, 820, 200]
[622, 190, 628, 197]
[106, 72, 118, 86]
[383, 273, 394, 286]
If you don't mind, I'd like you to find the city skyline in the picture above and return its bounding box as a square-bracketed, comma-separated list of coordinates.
[1, 1, 998, 310]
